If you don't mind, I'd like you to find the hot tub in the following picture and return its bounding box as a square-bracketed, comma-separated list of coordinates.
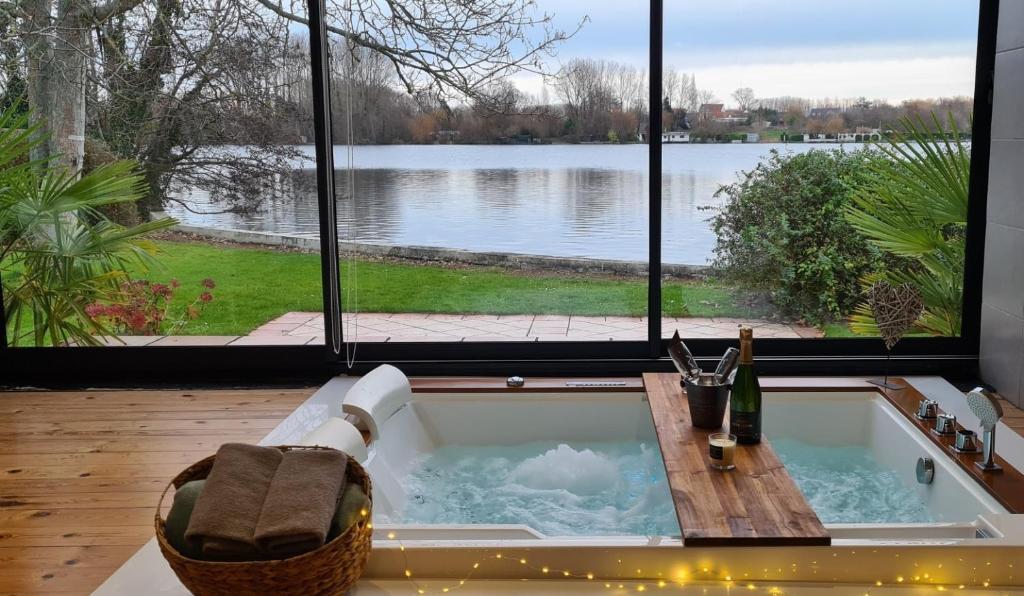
[94, 375, 1024, 593]
[365, 387, 1007, 543]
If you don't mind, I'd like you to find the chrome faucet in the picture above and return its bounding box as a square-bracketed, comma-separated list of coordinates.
[966, 387, 1004, 472]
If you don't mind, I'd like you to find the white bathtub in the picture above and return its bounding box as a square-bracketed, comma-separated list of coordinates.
[94, 376, 1024, 594]
[365, 388, 1007, 543]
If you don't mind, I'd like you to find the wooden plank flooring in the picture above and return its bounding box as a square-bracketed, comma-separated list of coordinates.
[0, 387, 313, 595]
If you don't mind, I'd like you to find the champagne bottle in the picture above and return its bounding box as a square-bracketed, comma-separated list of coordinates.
[729, 326, 762, 444]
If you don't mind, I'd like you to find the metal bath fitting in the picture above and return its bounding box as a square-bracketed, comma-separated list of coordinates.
[952, 429, 979, 453]
[932, 413, 957, 436]
[916, 457, 935, 484]
[916, 399, 939, 420]
[506, 376, 525, 388]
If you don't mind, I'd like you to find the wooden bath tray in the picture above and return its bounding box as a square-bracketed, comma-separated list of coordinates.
[643, 373, 830, 547]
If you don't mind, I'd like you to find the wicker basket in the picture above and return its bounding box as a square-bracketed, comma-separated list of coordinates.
[155, 446, 372, 596]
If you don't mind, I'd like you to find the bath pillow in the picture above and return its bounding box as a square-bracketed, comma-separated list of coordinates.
[299, 417, 368, 463]
[342, 364, 412, 440]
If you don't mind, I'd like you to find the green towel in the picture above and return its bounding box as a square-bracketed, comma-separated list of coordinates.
[328, 484, 370, 541]
[165, 480, 206, 559]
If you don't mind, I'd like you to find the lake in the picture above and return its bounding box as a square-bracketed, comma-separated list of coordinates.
[167, 143, 828, 266]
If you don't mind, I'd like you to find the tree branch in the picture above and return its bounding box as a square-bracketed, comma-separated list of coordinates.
[86, 0, 149, 24]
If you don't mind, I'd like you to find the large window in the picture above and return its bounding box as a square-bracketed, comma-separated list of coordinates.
[661, 0, 982, 343]
[328, 2, 651, 346]
[2, 0, 324, 349]
[0, 0, 998, 380]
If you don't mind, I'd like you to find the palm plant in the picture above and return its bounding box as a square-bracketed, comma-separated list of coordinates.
[1, 106, 177, 346]
[845, 112, 970, 337]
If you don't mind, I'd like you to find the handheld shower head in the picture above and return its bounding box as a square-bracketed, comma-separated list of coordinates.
[967, 387, 1003, 431]
[966, 387, 1004, 473]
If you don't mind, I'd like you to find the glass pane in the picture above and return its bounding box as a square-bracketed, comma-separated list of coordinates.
[3, 1, 323, 347]
[661, 0, 979, 341]
[330, 2, 651, 344]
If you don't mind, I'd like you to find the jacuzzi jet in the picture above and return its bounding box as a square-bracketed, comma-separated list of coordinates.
[916, 457, 935, 484]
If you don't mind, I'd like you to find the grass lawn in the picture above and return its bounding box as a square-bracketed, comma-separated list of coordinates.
[135, 240, 775, 336]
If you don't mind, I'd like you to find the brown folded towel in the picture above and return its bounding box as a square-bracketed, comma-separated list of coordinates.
[185, 443, 283, 559]
[254, 449, 348, 557]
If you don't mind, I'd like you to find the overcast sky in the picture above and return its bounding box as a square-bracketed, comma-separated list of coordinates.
[514, 0, 980, 106]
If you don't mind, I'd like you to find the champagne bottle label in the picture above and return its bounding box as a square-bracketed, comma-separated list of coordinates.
[731, 411, 760, 442]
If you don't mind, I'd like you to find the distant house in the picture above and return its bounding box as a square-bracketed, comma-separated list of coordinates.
[715, 109, 749, 125]
[838, 130, 882, 142]
[698, 103, 724, 122]
[807, 107, 844, 120]
[699, 104, 748, 125]
[662, 131, 690, 143]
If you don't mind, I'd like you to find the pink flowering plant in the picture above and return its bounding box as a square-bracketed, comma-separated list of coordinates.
[86, 278, 216, 335]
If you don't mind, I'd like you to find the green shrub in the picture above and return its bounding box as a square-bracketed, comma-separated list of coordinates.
[708, 148, 884, 323]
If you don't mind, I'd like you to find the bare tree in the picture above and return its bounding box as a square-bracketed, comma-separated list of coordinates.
[553, 58, 618, 138]
[255, 0, 582, 113]
[731, 87, 757, 112]
[663, 68, 699, 113]
[6, 0, 579, 216]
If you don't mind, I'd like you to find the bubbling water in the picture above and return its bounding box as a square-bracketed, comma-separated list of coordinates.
[387, 441, 679, 536]
[508, 444, 620, 496]
[772, 437, 935, 524]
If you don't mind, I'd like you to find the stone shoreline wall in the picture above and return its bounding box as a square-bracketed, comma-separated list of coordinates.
[173, 224, 709, 278]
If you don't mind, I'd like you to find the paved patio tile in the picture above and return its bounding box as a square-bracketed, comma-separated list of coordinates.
[246, 312, 822, 343]
[570, 316, 608, 323]
[254, 322, 304, 333]
[149, 336, 240, 346]
[426, 314, 467, 321]
[463, 336, 538, 342]
[388, 336, 454, 342]
[97, 336, 165, 347]
[457, 319, 523, 329]
[387, 313, 432, 321]
[274, 312, 320, 323]
[230, 335, 313, 346]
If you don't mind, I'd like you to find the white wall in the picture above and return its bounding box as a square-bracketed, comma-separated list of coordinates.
[981, 1, 1024, 407]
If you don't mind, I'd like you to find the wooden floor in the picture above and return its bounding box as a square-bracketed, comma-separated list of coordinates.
[0, 387, 314, 595]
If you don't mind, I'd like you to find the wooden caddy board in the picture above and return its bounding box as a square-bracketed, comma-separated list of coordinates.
[643, 372, 830, 546]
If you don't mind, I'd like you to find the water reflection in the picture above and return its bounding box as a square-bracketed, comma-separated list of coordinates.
[167, 144, 816, 265]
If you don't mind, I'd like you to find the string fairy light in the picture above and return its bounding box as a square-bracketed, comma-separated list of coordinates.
[377, 532, 1005, 594]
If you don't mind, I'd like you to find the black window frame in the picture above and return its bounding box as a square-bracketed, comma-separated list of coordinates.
[0, 0, 1000, 386]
